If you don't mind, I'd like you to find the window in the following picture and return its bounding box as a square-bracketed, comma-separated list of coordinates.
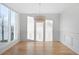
[27, 16, 34, 41]
[11, 10, 16, 41]
[27, 16, 53, 42]
[0, 4, 16, 42]
[36, 22, 44, 41]
[45, 20, 53, 41]
[0, 4, 2, 41]
[0, 4, 9, 42]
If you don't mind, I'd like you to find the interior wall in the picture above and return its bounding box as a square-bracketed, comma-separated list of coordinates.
[60, 4, 79, 54]
[20, 14, 60, 41]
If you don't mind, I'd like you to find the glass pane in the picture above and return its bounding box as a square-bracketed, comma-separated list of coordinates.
[1, 5, 9, 41]
[0, 5, 2, 41]
[11, 10, 16, 41]
[27, 16, 34, 41]
[36, 22, 44, 41]
[0, 17, 2, 41]
[45, 20, 53, 41]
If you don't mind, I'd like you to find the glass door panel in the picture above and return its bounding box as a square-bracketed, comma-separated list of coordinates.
[36, 22, 44, 41]
[11, 10, 16, 41]
[45, 20, 53, 41]
[0, 4, 2, 41]
[0, 5, 9, 42]
[27, 16, 34, 41]
[0, 17, 2, 41]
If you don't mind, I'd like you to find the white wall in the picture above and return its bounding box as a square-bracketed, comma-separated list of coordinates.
[20, 14, 60, 41]
[60, 4, 79, 54]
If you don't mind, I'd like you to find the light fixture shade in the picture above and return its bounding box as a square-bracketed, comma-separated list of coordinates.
[35, 16, 45, 22]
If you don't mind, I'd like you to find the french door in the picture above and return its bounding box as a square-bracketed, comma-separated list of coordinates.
[27, 16, 34, 41]
[36, 22, 44, 41]
[45, 20, 53, 41]
[27, 16, 53, 42]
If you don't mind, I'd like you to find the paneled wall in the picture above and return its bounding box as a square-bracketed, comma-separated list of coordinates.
[60, 32, 79, 54]
[60, 4, 79, 54]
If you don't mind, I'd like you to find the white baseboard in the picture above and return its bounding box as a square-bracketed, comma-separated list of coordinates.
[60, 41, 79, 55]
[0, 40, 20, 55]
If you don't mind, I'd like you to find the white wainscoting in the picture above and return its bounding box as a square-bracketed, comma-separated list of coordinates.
[60, 31, 79, 54]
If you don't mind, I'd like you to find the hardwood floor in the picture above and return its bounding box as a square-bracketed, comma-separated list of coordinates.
[2, 41, 77, 55]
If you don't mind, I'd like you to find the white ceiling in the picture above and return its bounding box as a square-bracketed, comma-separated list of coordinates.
[5, 3, 79, 14]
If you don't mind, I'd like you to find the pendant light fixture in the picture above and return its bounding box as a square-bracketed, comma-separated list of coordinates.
[35, 3, 45, 22]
